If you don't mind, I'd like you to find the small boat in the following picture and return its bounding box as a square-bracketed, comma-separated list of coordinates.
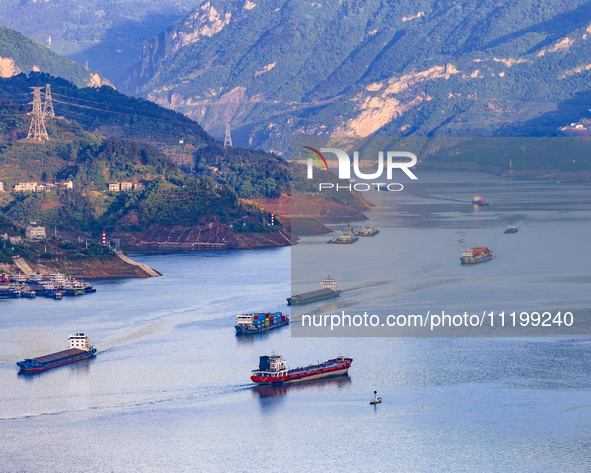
[472, 195, 489, 206]
[504, 224, 518, 234]
[370, 391, 382, 405]
[327, 230, 359, 244]
[355, 226, 380, 237]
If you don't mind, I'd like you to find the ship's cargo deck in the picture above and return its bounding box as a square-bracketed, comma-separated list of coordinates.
[288, 288, 339, 304]
[288, 359, 344, 376]
[34, 348, 85, 364]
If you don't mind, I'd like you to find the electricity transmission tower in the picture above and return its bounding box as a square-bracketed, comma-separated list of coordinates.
[27, 87, 49, 141]
[43, 84, 55, 118]
[224, 124, 232, 148]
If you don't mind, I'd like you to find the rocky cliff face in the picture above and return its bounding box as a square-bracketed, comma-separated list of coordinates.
[122, 0, 591, 154]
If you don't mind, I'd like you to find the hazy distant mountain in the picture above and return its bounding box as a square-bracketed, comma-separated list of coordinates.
[121, 0, 591, 153]
[0, 0, 202, 85]
[0, 27, 110, 88]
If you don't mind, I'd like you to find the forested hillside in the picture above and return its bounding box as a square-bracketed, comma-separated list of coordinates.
[0, 27, 109, 87]
[0, 73, 290, 240]
[122, 0, 591, 154]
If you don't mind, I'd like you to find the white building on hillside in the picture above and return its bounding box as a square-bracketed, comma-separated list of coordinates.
[14, 182, 37, 192]
[26, 225, 46, 240]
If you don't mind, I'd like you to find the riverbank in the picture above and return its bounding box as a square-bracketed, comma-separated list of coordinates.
[0, 240, 161, 279]
[111, 223, 293, 251]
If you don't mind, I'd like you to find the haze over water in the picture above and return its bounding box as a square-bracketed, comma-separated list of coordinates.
[1, 171, 590, 472]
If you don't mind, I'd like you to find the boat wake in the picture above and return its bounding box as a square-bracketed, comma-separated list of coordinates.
[0, 383, 255, 422]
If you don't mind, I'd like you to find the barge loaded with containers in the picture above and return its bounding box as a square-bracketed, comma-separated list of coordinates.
[460, 247, 493, 264]
[16, 333, 97, 373]
[251, 354, 353, 385]
[287, 275, 341, 306]
[235, 312, 289, 334]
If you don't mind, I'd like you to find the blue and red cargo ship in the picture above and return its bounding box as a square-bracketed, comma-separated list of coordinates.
[235, 312, 289, 334]
[251, 354, 353, 385]
[16, 333, 97, 373]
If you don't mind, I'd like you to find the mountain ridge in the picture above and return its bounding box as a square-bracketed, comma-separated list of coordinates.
[121, 0, 591, 154]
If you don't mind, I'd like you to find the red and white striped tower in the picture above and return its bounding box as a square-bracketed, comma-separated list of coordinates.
[102, 230, 106, 246]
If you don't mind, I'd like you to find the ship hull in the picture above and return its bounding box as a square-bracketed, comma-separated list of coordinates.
[472, 201, 489, 206]
[282, 367, 350, 385]
[17, 349, 97, 373]
[504, 229, 518, 234]
[236, 319, 289, 334]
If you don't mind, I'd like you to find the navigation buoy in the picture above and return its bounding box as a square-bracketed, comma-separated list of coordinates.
[370, 390, 382, 405]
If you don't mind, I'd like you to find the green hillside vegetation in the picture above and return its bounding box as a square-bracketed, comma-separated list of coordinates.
[0, 73, 295, 237]
[0, 27, 107, 88]
[122, 0, 591, 163]
[0, 72, 211, 147]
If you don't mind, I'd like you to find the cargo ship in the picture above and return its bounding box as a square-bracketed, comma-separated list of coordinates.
[355, 226, 380, 237]
[472, 195, 490, 206]
[235, 312, 289, 334]
[287, 275, 341, 306]
[460, 247, 493, 264]
[251, 354, 353, 385]
[16, 333, 97, 373]
[327, 230, 359, 244]
[504, 224, 518, 234]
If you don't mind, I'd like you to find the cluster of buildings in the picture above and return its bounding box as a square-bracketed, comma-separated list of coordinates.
[12, 181, 73, 193]
[1, 233, 22, 245]
[1, 225, 47, 244]
[108, 182, 144, 192]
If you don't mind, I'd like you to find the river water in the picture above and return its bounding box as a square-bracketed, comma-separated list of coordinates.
[1, 171, 590, 472]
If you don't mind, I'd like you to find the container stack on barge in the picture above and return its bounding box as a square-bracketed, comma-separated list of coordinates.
[16, 333, 97, 373]
[251, 354, 353, 385]
[287, 275, 341, 306]
[235, 312, 289, 334]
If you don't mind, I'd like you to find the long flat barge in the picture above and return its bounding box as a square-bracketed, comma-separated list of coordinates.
[17, 333, 97, 373]
[251, 354, 352, 386]
[287, 275, 341, 306]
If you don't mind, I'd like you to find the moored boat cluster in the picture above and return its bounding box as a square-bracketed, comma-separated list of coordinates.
[0, 272, 96, 300]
